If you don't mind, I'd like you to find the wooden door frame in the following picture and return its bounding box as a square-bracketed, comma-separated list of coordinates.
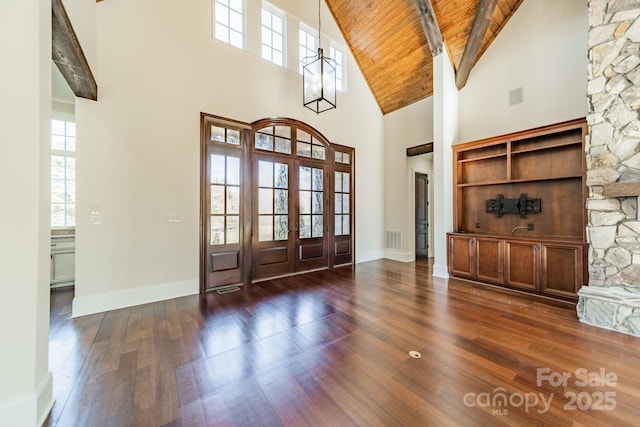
[200, 114, 356, 296]
[199, 114, 252, 296]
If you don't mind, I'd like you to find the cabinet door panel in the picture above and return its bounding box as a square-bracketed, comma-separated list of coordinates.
[448, 235, 474, 278]
[541, 245, 581, 299]
[475, 238, 503, 284]
[505, 242, 537, 291]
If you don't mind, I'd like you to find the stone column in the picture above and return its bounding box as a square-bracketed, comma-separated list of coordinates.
[578, 0, 640, 336]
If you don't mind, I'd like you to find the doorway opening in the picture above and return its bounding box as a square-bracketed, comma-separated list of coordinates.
[200, 114, 355, 294]
[415, 172, 429, 259]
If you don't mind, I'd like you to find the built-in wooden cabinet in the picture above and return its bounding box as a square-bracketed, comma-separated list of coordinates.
[448, 119, 588, 302]
[448, 234, 504, 284]
[448, 234, 587, 300]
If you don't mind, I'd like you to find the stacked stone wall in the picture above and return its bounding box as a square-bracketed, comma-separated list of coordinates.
[579, 0, 640, 335]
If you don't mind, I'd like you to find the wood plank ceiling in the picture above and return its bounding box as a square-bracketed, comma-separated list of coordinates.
[325, 0, 524, 114]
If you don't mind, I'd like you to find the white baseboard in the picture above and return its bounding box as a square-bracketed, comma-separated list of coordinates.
[433, 263, 450, 278]
[0, 372, 53, 427]
[383, 250, 415, 262]
[355, 249, 384, 263]
[72, 279, 198, 318]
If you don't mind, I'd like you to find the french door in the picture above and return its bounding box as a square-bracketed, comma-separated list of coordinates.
[252, 154, 295, 279]
[201, 118, 251, 291]
[200, 114, 354, 294]
[251, 147, 329, 279]
[295, 160, 328, 272]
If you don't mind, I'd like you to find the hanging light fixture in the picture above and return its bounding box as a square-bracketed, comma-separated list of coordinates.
[303, 0, 336, 113]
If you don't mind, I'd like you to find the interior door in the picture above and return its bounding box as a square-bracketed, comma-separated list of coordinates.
[415, 172, 429, 259]
[252, 154, 295, 280]
[296, 161, 328, 271]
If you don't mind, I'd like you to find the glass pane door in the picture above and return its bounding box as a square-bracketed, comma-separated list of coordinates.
[252, 155, 295, 279]
[296, 161, 328, 270]
[206, 149, 244, 289]
[298, 165, 323, 239]
[332, 145, 354, 266]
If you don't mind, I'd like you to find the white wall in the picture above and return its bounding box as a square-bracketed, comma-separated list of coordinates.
[458, 0, 588, 143]
[383, 97, 434, 261]
[0, 0, 53, 425]
[52, 101, 74, 119]
[382, 0, 588, 272]
[71, 0, 384, 316]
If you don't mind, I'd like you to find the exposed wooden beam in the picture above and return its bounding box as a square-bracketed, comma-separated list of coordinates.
[52, 0, 98, 100]
[455, 0, 498, 90]
[412, 0, 443, 57]
[406, 143, 433, 157]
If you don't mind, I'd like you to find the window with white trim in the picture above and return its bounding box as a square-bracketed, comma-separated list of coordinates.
[51, 119, 76, 228]
[261, 3, 286, 66]
[214, 0, 245, 49]
[330, 44, 346, 92]
[299, 25, 317, 74]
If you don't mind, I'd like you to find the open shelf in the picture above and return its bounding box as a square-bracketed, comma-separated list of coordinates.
[450, 118, 588, 302]
[457, 143, 507, 161]
[511, 140, 581, 155]
[458, 153, 507, 163]
[511, 128, 583, 153]
[457, 175, 583, 188]
[458, 156, 507, 185]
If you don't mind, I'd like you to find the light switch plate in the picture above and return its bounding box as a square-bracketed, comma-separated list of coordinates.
[166, 215, 183, 223]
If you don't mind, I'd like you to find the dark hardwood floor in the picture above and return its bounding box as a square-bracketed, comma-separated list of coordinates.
[46, 259, 640, 427]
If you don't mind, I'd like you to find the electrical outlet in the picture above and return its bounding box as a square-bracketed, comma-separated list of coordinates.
[527, 223, 534, 231]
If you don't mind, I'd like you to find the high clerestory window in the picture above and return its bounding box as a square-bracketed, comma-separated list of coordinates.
[212, 2, 346, 82]
[299, 25, 317, 74]
[214, 0, 245, 49]
[261, 2, 286, 66]
[330, 44, 346, 92]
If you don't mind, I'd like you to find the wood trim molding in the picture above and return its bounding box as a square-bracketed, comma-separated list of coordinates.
[603, 182, 640, 197]
[455, 0, 498, 90]
[52, 0, 98, 100]
[413, 0, 443, 57]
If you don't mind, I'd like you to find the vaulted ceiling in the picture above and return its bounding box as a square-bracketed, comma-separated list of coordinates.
[325, 0, 524, 114]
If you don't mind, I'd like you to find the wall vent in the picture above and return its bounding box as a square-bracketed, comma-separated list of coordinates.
[385, 230, 402, 250]
[509, 87, 524, 106]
